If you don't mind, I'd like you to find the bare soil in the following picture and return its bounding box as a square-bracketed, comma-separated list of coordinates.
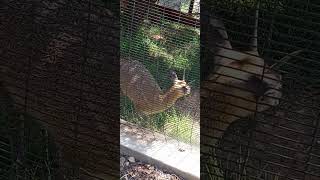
[120, 155, 184, 180]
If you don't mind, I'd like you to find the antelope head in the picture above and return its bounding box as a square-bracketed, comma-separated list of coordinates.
[201, 1, 302, 146]
[169, 70, 191, 98]
[204, 1, 298, 108]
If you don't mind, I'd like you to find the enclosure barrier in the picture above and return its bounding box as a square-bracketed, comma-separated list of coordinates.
[1, 0, 320, 179]
[0, 0, 119, 179]
[201, 0, 320, 179]
[120, 0, 200, 145]
[120, 0, 200, 178]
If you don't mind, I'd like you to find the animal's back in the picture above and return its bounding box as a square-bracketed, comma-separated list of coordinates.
[120, 58, 162, 107]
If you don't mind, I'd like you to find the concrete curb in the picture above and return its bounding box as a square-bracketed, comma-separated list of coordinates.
[120, 119, 200, 180]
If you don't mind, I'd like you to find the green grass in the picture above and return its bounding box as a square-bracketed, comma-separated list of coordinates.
[162, 108, 199, 144]
[120, 96, 199, 145]
[120, 18, 200, 144]
[180, 0, 191, 13]
[121, 19, 200, 88]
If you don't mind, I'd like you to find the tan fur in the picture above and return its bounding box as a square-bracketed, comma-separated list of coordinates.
[201, 2, 287, 146]
[202, 58, 282, 145]
[120, 58, 190, 116]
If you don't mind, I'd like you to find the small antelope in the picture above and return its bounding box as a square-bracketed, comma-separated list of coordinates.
[201, 2, 301, 146]
[120, 58, 191, 116]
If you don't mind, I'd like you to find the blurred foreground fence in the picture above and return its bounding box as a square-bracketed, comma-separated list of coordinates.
[0, 0, 119, 179]
[201, 0, 320, 179]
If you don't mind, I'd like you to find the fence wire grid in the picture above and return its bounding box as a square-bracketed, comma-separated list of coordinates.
[0, 0, 120, 179]
[201, 0, 320, 180]
[120, 0, 200, 147]
[1, 0, 320, 179]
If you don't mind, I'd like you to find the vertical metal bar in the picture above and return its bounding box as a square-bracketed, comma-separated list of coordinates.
[72, 0, 92, 177]
[18, 0, 38, 178]
[188, 0, 195, 14]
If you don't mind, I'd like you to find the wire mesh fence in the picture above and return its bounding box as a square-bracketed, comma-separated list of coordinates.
[2, 0, 319, 179]
[120, 0, 200, 146]
[201, 0, 320, 179]
[0, 0, 119, 179]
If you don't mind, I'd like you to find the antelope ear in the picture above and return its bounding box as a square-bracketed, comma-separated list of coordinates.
[169, 70, 178, 81]
[209, 18, 232, 49]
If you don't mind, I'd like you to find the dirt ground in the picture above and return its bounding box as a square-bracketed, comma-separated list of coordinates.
[120, 155, 184, 180]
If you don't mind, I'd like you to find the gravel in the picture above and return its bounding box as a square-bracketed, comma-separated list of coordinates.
[120, 155, 184, 180]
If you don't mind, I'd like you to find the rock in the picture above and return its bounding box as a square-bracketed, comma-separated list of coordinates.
[125, 162, 129, 166]
[120, 157, 126, 166]
[128, 156, 135, 163]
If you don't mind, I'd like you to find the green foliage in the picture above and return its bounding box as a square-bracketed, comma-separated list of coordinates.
[121, 95, 199, 144]
[121, 20, 200, 89]
[180, 0, 191, 13]
[162, 108, 198, 144]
